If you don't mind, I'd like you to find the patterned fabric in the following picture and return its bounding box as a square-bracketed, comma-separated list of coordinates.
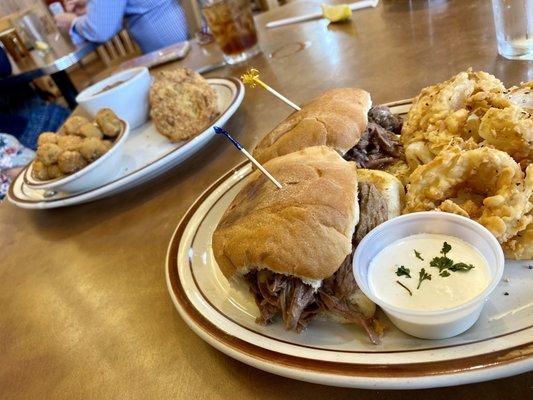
[70, 0, 189, 54]
[0, 134, 35, 201]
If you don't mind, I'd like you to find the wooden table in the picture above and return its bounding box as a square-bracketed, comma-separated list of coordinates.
[1, 0, 531, 398]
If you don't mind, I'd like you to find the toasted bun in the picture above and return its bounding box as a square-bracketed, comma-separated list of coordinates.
[212, 146, 359, 281]
[357, 169, 405, 219]
[252, 88, 371, 164]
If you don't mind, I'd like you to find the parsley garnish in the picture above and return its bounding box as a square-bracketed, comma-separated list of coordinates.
[449, 262, 475, 272]
[429, 256, 454, 271]
[429, 242, 476, 276]
[441, 242, 451, 256]
[396, 280, 412, 296]
[414, 250, 424, 260]
[396, 266, 411, 278]
[417, 268, 432, 289]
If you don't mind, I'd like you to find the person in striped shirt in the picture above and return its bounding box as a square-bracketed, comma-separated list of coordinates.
[54, 0, 189, 54]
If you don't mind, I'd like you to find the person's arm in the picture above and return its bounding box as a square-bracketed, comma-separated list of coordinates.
[71, 0, 128, 44]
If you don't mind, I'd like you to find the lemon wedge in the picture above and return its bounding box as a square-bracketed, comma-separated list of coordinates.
[35, 41, 50, 51]
[321, 4, 352, 23]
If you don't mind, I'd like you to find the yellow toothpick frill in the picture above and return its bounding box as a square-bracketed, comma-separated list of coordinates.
[241, 68, 301, 111]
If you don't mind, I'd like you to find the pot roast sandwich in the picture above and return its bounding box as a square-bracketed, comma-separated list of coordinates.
[212, 146, 404, 344]
[252, 88, 407, 181]
[252, 88, 372, 164]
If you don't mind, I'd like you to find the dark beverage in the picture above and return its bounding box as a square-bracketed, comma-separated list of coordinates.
[202, 0, 259, 64]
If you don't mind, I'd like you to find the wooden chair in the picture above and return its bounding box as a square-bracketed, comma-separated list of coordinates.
[96, 29, 141, 67]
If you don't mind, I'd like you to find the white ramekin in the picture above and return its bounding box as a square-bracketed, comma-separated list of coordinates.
[25, 120, 129, 193]
[353, 211, 505, 339]
[76, 67, 151, 129]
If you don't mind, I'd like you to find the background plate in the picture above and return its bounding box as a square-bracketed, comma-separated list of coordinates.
[8, 77, 244, 209]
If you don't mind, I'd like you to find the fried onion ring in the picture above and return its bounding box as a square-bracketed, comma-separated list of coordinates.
[404, 146, 533, 243]
[478, 105, 533, 165]
[401, 70, 506, 169]
[502, 220, 533, 260]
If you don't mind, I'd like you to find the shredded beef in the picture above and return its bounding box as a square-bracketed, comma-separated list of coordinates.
[243, 183, 388, 344]
[368, 105, 403, 134]
[353, 182, 390, 246]
[344, 107, 404, 169]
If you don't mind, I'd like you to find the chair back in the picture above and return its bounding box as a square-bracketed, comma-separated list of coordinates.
[96, 29, 140, 67]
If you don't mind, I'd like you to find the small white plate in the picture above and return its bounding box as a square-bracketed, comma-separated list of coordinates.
[8, 77, 244, 209]
[165, 100, 533, 389]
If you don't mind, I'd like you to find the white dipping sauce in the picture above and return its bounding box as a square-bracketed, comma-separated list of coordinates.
[368, 233, 491, 311]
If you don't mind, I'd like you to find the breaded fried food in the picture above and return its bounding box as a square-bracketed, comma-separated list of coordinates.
[37, 143, 63, 166]
[63, 116, 90, 135]
[401, 70, 505, 169]
[37, 132, 57, 146]
[478, 105, 533, 164]
[79, 138, 110, 161]
[149, 68, 218, 141]
[58, 151, 87, 174]
[57, 135, 83, 151]
[32, 160, 49, 180]
[96, 108, 122, 137]
[502, 221, 533, 260]
[507, 81, 533, 112]
[404, 146, 533, 243]
[79, 123, 104, 139]
[47, 164, 63, 179]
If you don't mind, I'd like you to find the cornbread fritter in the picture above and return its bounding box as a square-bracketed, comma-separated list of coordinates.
[149, 68, 219, 141]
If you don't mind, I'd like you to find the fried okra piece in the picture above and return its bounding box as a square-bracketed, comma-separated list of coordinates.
[79, 123, 104, 140]
[95, 108, 121, 137]
[63, 116, 90, 135]
[79, 138, 110, 161]
[37, 143, 63, 166]
[47, 164, 64, 179]
[58, 151, 87, 174]
[32, 160, 49, 180]
[57, 135, 83, 151]
[37, 132, 58, 146]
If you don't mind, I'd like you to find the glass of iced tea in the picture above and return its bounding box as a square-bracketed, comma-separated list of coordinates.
[201, 0, 260, 65]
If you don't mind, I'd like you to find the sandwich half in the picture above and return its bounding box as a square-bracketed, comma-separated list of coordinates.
[252, 88, 372, 164]
[212, 146, 404, 343]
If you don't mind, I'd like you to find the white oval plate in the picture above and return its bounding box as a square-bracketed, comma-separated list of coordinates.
[7, 77, 244, 209]
[165, 100, 533, 389]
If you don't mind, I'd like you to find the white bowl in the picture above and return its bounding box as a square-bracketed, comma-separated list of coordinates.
[76, 67, 150, 128]
[353, 211, 505, 339]
[25, 120, 129, 193]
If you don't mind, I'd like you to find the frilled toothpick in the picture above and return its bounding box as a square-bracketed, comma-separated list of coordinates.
[241, 68, 301, 111]
[214, 126, 283, 189]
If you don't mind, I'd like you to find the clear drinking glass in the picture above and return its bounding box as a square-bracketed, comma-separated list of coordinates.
[201, 0, 260, 65]
[491, 0, 533, 60]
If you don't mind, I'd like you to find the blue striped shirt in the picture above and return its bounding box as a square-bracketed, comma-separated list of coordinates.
[71, 0, 189, 54]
